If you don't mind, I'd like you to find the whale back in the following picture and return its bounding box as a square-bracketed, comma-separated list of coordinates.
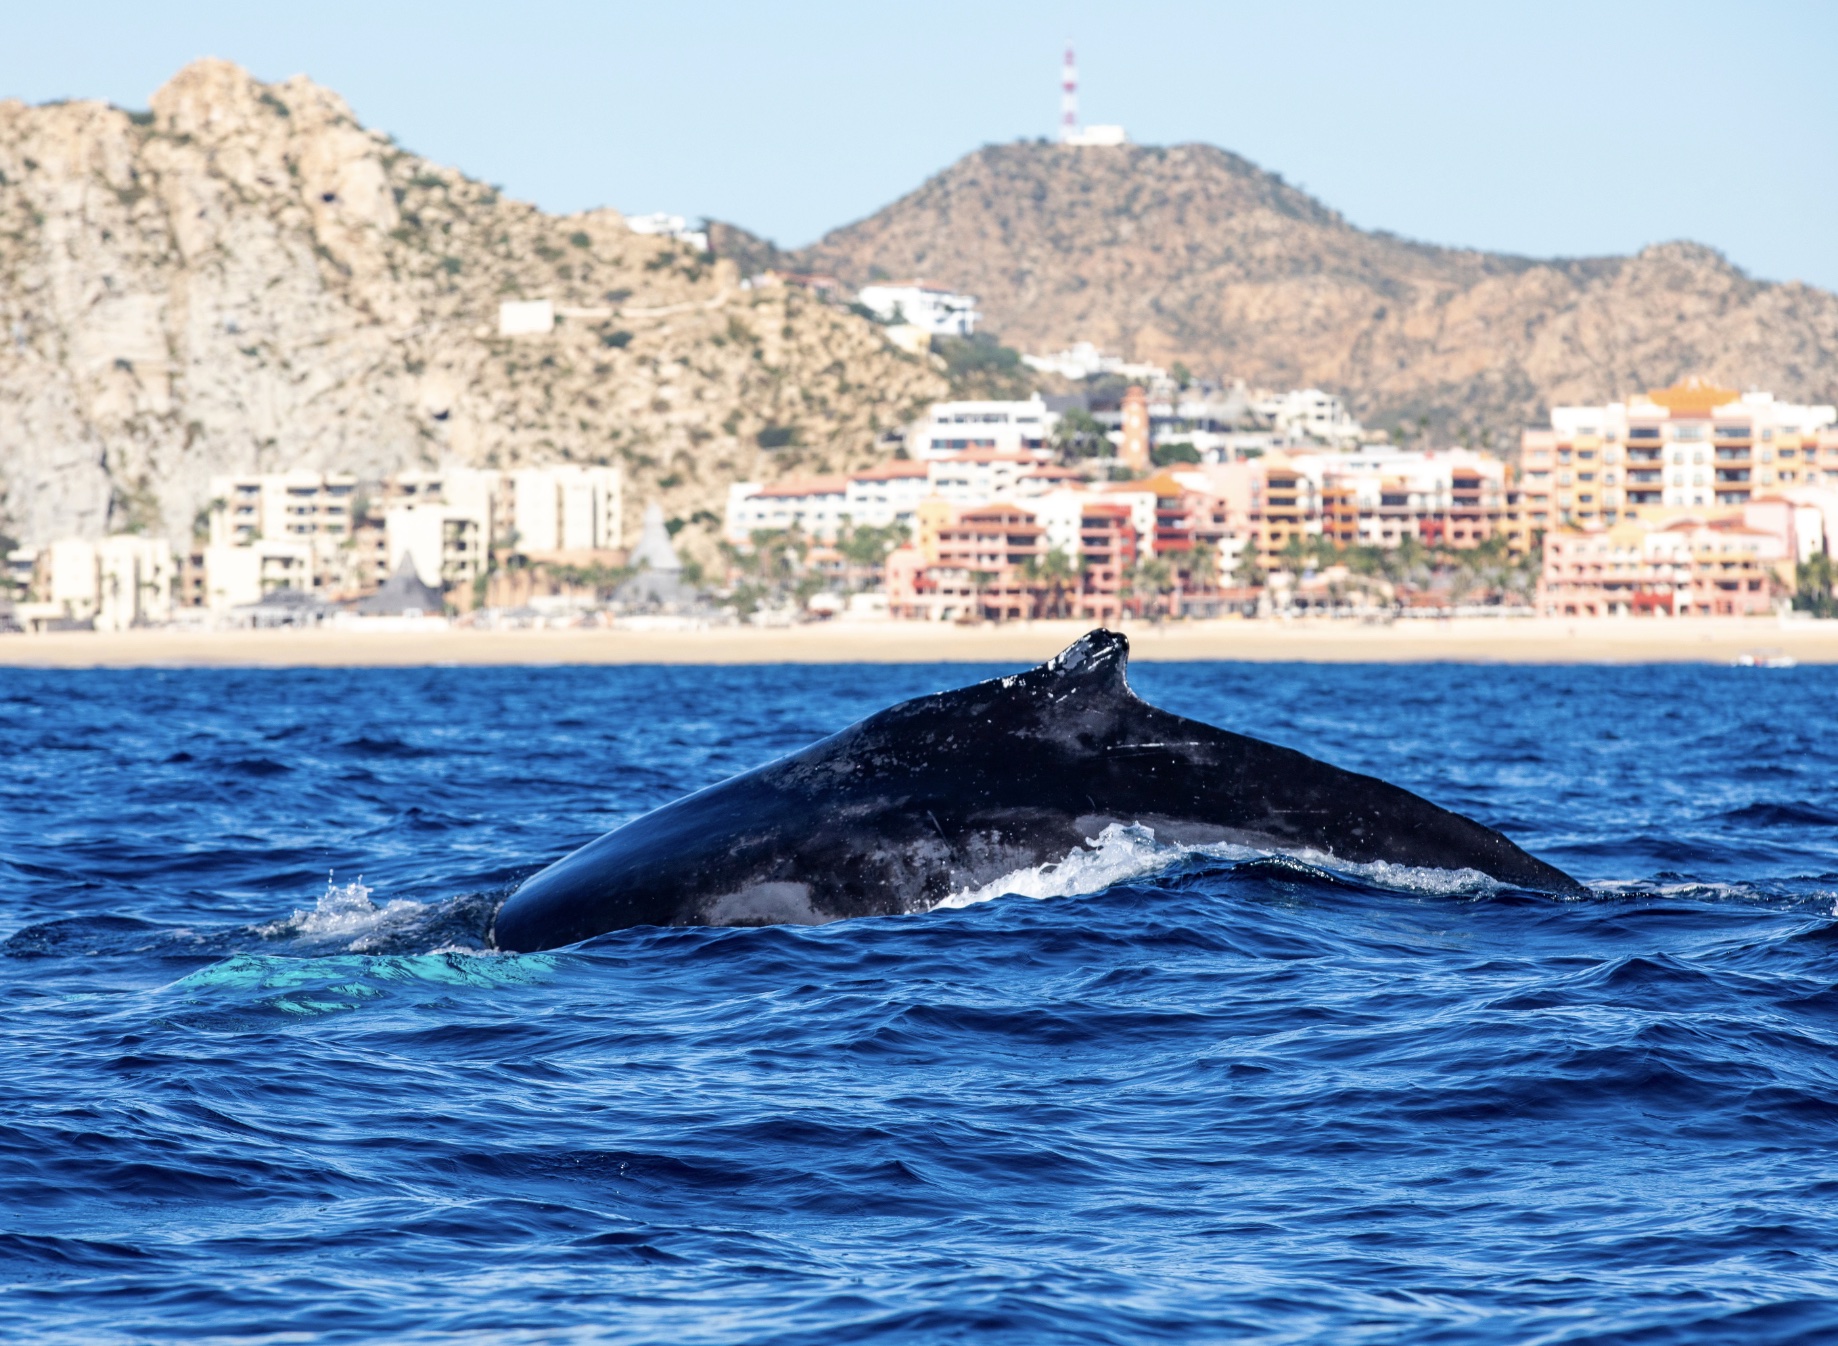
[490, 630, 1580, 950]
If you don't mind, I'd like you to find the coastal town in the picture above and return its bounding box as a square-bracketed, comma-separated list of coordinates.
[6, 342, 1836, 635]
[1, 58, 1834, 649]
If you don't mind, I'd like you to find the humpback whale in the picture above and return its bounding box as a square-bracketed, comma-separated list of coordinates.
[491, 630, 1580, 950]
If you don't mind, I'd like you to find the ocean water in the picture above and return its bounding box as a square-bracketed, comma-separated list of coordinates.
[4, 656, 1838, 1344]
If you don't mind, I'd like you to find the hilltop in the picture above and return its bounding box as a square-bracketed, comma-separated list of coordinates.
[768, 141, 1838, 444]
[0, 61, 943, 548]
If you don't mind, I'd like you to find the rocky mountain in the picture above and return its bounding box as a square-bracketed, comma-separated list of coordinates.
[778, 142, 1838, 445]
[0, 61, 943, 549]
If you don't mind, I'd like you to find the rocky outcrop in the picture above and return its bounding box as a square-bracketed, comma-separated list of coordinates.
[785, 142, 1838, 444]
[0, 61, 944, 547]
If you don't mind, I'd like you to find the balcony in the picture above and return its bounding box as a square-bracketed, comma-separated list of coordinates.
[1715, 468, 1751, 483]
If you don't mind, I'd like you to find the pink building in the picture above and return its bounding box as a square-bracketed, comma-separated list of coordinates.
[1539, 514, 1791, 617]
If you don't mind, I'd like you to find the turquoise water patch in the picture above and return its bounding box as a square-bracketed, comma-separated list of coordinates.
[169, 950, 560, 1016]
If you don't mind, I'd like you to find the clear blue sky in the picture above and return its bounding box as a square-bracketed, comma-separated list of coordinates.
[5, 1, 1834, 287]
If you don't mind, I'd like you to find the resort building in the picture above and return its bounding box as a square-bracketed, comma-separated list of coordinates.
[1521, 378, 1838, 530]
[1538, 514, 1793, 618]
[509, 465, 623, 556]
[207, 470, 357, 548]
[1287, 448, 1514, 551]
[909, 398, 1053, 458]
[11, 535, 174, 630]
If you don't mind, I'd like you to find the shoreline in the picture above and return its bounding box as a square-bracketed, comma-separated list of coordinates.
[1, 616, 1835, 668]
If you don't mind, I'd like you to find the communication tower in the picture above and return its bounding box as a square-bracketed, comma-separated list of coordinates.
[1060, 44, 1078, 143]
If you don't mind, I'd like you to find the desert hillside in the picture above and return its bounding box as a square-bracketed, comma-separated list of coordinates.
[0, 61, 943, 548]
[782, 142, 1838, 444]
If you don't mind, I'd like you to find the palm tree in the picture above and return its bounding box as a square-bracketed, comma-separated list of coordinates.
[1051, 409, 1111, 464]
[969, 569, 997, 622]
[1125, 556, 1176, 622]
[1184, 541, 1219, 595]
[1027, 547, 1077, 618]
[1795, 553, 1838, 617]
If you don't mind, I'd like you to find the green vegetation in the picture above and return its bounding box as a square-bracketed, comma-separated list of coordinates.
[934, 333, 1033, 400]
[837, 521, 909, 573]
[568, 231, 591, 248]
[756, 424, 799, 450]
[599, 329, 633, 349]
[1124, 556, 1179, 621]
[1152, 441, 1201, 467]
[1051, 408, 1111, 461]
[108, 475, 163, 536]
[547, 560, 635, 594]
[1274, 533, 1540, 604]
[1794, 554, 1838, 617]
[1017, 547, 1080, 617]
[721, 528, 820, 617]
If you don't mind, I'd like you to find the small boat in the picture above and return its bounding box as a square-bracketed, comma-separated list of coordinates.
[1734, 648, 1797, 668]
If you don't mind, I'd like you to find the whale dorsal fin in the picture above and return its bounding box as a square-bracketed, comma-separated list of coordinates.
[1017, 629, 1133, 700]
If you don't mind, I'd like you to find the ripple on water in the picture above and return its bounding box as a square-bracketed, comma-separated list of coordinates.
[2, 660, 1838, 1344]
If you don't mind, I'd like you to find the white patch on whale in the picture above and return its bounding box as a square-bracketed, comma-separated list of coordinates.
[703, 881, 829, 927]
[931, 823, 1505, 912]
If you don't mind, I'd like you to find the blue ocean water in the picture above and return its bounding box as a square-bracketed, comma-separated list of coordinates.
[4, 657, 1838, 1345]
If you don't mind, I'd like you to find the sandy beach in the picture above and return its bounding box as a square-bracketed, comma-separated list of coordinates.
[1, 616, 1834, 667]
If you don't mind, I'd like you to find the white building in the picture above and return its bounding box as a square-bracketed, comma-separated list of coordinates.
[510, 465, 623, 554]
[716, 448, 1088, 540]
[17, 536, 174, 628]
[208, 471, 357, 548]
[856, 282, 980, 337]
[727, 477, 850, 540]
[624, 212, 709, 252]
[1253, 389, 1364, 447]
[498, 300, 556, 337]
[1288, 447, 1508, 548]
[95, 536, 174, 630]
[1064, 125, 1128, 147]
[1021, 341, 1165, 383]
[912, 398, 1054, 459]
[202, 539, 314, 611]
[383, 466, 504, 588]
[927, 451, 1048, 504]
[843, 461, 934, 525]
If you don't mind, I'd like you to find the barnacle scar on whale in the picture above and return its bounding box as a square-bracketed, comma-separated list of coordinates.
[490, 630, 1581, 951]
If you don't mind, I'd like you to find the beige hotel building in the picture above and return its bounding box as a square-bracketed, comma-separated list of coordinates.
[1520, 378, 1838, 531]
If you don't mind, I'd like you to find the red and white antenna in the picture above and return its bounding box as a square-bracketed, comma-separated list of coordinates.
[1060, 44, 1078, 143]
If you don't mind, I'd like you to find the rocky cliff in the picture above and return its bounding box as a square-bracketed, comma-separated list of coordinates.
[0, 61, 943, 547]
[784, 142, 1838, 444]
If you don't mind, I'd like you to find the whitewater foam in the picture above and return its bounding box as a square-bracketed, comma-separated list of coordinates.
[251, 873, 503, 955]
[931, 823, 1505, 913]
